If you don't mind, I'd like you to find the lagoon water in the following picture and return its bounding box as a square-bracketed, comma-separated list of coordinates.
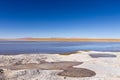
[0, 41, 120, 54]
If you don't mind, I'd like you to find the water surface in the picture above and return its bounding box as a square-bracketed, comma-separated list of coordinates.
[0, 41, 120, 54]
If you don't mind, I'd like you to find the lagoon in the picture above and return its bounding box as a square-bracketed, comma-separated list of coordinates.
[0, 41, 120, 54]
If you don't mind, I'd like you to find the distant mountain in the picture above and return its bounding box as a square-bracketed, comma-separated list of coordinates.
[1, 38, 120, 42]
[15, 38, 120, 42]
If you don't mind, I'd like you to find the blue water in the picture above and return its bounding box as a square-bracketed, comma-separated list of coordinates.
[0, 41, 120, 54]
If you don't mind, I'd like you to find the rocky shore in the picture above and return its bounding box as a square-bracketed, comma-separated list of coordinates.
[0, 51, 120, 80]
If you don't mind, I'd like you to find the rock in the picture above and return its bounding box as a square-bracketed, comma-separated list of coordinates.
[0, 69, 5, 80]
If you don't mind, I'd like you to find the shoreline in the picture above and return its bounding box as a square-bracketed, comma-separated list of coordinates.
[0, 51, 120, 80]
[0, 50, 120, 55]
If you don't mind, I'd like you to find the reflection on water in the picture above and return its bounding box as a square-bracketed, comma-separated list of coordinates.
[0, 41, 120, 54]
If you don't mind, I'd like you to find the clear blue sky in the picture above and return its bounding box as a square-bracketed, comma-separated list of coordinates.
[0, 0, 120, 38]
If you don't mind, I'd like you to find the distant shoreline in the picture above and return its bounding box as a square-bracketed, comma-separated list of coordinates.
[1, 38, 120, 42]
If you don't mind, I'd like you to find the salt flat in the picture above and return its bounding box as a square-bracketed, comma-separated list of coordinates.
[0, 51, 120, 80]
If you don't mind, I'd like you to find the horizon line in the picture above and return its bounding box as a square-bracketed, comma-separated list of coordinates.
[1, 37, 120, 42]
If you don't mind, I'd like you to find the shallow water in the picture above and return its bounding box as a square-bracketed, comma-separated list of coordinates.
[0, 41, 120, 54]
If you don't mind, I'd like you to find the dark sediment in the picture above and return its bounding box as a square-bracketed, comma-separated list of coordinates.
[6, 61, 83, 70]
[58, 68, 96, 77]
[59, 51, 79, 55]
[1, 61, 96, 78]
[89, 54, 116, 58]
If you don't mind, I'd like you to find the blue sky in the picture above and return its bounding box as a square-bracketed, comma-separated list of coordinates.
[0, 0, 120, 38]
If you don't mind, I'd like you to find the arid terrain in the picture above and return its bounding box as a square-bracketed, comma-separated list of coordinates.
[1, 38, 120, 42]
[0, 51, 120, 80]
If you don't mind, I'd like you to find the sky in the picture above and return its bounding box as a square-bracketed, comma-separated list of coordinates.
[0, 0, 120, 38]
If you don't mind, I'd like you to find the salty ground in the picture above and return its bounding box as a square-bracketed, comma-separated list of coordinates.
[0, 51, 120, 80]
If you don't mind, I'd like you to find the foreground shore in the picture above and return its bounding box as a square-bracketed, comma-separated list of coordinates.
[0, 51, 120, 80]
